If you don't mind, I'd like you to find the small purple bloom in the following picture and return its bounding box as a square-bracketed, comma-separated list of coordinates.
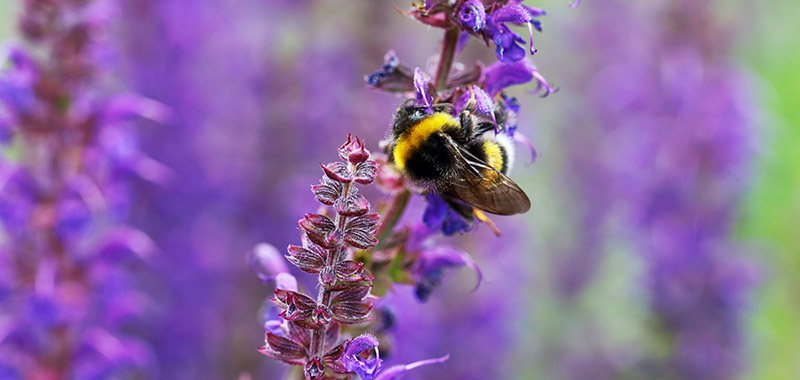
[482, 59, 555, 97]
[365, 50, 400, 86]
[55, 197, 92, 242]
[483, 4, 545, 62]
[249, 243, 289, 283]
[408, 223, 483, 302]
[275, 273, 298, 293]
[489, 23, 528, 63]
[413, 68, 434, 113]
[456, 85, 498, 132]
[455, 85, 494, 116]
[422, 193, 472, 236]
[458, 0, 486, 32]
[342, 334, 383, 380]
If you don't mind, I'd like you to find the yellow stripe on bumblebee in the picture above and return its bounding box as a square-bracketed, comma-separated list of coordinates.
[393, 112, 459, 170]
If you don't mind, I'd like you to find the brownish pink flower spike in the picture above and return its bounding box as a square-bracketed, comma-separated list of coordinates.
[259, 136, 382, 379]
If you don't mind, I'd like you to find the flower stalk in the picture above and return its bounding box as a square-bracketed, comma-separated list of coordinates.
[434, 27, 460, 89]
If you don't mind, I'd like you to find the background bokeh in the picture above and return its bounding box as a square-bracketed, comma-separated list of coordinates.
[1, 0, 798, 379]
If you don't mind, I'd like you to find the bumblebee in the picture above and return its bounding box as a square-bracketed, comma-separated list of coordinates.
[390, 101, 530, 216]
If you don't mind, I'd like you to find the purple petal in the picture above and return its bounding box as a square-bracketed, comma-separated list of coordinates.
[344, 334, 379, 357]
[422, 194, 472, 236]
[456, 31, 471, 53]
[102, 94, 172, 124]
[92, 227, 157, 263]
[458, 0, 486, 32]
[412, 245, 483, 301]
[422, 193, 448, 227]
[491, 24, 527, 63]
[521, 5, 547, 18]
[531, 68, 557, 97]
[457, 86, 497, 132]
[482, 59, 554, 97]
[416, 247, 483, 287]
[468, 86, 495, 116]
[373, 354, 450, 380]
[569, 0, 582, 8]
[492, 4, 534, 24]
[413, 68, 433, 113]
[275, 273, 298, 293]
[55, 197, 92, 241]
[249, 243, 289, 283]
[441, 209, 473, 236]
[343, 334, 382, 380]
[263, 319, 284, 335]
[513, 131, 538, 164]
[491, 5, 540, 55]
[366, 50, 400, 86]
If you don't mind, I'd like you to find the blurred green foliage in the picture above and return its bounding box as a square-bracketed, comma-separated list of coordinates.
[0, 3, 17, 40]
[740, 1, 800, 379]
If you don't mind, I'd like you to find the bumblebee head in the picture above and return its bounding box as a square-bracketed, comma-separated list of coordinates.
[392, 101, 455, 138]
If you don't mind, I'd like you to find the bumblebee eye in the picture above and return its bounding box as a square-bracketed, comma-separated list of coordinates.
[413, 109, 427, 118]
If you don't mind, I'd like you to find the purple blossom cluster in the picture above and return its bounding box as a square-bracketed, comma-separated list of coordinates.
[0, 1, 166, 378]
[362, 0, 552, 302]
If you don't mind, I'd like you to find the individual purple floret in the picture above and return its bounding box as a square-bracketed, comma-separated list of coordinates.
[407, 0, 545, 63]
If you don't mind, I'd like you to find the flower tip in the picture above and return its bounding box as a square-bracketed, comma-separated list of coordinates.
[249, 243, 289, 283]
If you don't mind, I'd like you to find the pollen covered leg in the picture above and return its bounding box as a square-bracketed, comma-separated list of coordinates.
[459, 110, 475, 138]
[473, 209, 501, 236]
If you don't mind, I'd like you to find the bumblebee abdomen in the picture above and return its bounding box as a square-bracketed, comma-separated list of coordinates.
[467, 137, 512, 177]
[401, 133, 457, 183]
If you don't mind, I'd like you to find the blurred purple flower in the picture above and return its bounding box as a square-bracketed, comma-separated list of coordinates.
[406, 223, 483, 302]
[249, 243, 289, 284]
[0, 1, 160, 377]
[564, 1, 758, 379]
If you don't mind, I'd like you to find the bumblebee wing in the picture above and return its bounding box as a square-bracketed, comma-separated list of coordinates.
[439, 134, 531, 215]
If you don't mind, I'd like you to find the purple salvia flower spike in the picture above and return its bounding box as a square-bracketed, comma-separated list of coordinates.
[0, 1, 162, 376]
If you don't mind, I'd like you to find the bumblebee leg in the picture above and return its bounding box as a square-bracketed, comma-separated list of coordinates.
[474, 121, 496, 136]
[459, 110, 475, 138]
